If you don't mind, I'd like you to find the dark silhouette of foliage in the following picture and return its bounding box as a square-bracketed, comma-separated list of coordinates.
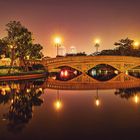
[115, 87, 140, 100]
[98, 38, 140, 57]
[0, 80, 44, 133]
[1, 21, 44, 72]
[66, 52, 87, 56]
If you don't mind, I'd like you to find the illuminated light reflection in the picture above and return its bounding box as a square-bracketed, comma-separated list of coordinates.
[60, 70, 69, 78]
[2, 118, 6, 121]
[125, 71, 128, 75]
[39, 88, 43, 92]
[27, 89, 31, 93]
[64, 70, 68, 77]
[54, 100, 62, 111]
[74, 70, 77, 75]
[95, 99, 100, 107]
[134, 95, 139, 104]
[114, 70, 119, 74]
[52, 76, 56, 80]
[1, 90, 6, 95]
[11, 99, 14, 104]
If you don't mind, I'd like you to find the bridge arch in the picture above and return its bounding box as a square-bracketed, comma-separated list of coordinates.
[26, 56, 140, 82]
[42, 56, 140, 73]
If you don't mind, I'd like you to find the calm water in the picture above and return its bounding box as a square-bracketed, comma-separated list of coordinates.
[0, 78, 140, 140]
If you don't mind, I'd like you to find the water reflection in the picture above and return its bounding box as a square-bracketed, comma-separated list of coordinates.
[95, 89, 101, 107]
[115, 87, 140, 104]
[0, 79, 45, 133]
[128, 66, 140, 78]
[87, 64, 120, 81]
[46, 78, 140, 108]
[54, 90, 63, 111]
[1, 77, 140, 139]
[55, 66, 82, 81]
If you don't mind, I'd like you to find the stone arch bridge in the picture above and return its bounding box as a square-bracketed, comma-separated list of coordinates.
[27, 56, 140, 83]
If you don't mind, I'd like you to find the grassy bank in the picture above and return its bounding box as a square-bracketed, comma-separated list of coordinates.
[0, 65, 47, 77]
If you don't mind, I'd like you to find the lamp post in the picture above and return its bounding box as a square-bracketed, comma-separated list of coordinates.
[94, 39, 100, 53]
[54, 37, 62, 57]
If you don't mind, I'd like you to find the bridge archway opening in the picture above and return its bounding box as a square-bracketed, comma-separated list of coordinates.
[87, 64, 120, 81]
[55, 66, 82, 81]
[127, 66, 140, 78]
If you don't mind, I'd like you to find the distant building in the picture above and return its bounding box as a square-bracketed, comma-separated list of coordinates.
[58, 46, 66, 56]
[70, 46, 77, 54]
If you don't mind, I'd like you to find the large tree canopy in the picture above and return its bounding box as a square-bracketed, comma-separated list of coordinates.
[3, 21, 43, 67]
[0, 21, 44, 73]
[98, 38, 140, 57]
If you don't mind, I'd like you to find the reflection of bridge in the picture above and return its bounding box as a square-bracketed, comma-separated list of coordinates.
[28, 56, 140, 83]
[45, 75, 140, 90]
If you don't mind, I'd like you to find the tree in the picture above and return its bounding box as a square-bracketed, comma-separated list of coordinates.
[5, 21, 43, 71]
[66, 52, 87, 56]
[114, 38, 134, 56]
[29, 44, 43, 59]
[0, 38, 9, 57]
[98, 38, 140, 57]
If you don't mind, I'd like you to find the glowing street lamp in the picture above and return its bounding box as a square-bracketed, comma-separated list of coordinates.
[54, 36, 62, 57]
[133, 41, 140, 49]
[94, 39, 101, 53]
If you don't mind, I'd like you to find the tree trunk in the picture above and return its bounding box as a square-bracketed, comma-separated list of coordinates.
[20, 57, 29, 72]
[8, 48, 15, 74]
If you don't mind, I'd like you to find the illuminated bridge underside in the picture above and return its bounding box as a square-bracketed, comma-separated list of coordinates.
[28, 56, 140, 83]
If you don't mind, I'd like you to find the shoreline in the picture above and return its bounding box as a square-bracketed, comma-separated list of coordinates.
[0, 73, 47, 81]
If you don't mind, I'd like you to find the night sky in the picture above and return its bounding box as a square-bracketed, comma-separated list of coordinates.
[0, 0, 140, 57]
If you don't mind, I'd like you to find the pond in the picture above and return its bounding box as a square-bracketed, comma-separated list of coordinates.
[0, 76, 140, 140]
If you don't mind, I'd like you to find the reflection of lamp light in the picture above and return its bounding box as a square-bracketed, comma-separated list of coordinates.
[11, 99, 14, 104]
[134, 95, 139, 104]
[54, 100, 62, 111]
[114, 70, 119, 74]
[125, 71, 128, 75]
[26, 55, 30, 60]
[39, 88, 43, 92]
[95, 89, 101, 107]
[1, 89, 6, 95]
[74, 70, 77, 75]
[27, 88, 31, 93]
[95, 99, 100, 106]
[54, 90, 63, 111]
[60, 70, 69, 78]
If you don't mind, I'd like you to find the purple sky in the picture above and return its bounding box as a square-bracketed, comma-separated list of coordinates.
[0, 0, 140, 57]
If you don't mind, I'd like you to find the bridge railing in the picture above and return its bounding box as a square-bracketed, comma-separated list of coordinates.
[44, 56, 140, 65]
